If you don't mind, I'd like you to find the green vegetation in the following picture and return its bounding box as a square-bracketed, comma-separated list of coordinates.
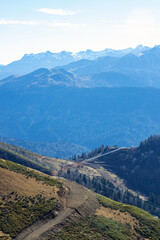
[47, 194, 160, 240]
[88, 216, 132, 240]
[0, 159, 62, 238]
[94, 135, 160, 197]
[47, 216, 133, 240]
[0, 158, 61, 187]
[0, 192, 58, 238]
[97, 194, 160, 239]
[0, 237, 10, 240]
[0, 144, 52, 175]
[47, 221, 103, 240]
[84, 135, 160, 217]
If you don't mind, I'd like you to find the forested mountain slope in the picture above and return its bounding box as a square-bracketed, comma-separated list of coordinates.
[0, 82, 160, 149]
[87, 136, 160, 202]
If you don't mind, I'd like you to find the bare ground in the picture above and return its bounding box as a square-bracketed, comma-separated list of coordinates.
[15, 178, 100, 240]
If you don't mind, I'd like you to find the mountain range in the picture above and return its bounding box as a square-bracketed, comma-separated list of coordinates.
[0, 44, 160, 156]
[62, 45, 160, 88]
[1, 45, 160, 88]
[0, 45, 150, 80]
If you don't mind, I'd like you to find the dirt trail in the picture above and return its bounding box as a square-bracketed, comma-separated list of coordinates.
[15, 179, 99, 240]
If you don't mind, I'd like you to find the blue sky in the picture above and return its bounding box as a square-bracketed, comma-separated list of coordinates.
[1, 0, 160, 64]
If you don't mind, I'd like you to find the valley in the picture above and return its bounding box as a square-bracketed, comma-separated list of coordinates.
[1, 136, 160, 219]
[0, 152, 160, 239]
[0, 84, 159, 151]
[2, 1, 160, 239]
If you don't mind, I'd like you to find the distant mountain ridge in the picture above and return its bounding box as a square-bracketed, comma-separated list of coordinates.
[0, 68, 83, 88]
[62, 46, 160, 88]
[0, 45, 150, 79]
[1, 45, 160, 88]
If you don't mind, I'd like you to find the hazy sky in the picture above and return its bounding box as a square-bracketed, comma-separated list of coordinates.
[1, 0, 160, 64]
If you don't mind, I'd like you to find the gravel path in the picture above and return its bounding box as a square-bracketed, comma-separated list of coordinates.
[15, 179, 99, 240]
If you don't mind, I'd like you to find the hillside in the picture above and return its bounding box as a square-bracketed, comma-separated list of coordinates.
[0, 68, 82, 88]
[0, 142, 53, 175]
[0, 80, 160, 149]
[0, 142, 78, 177]
[0, 158, 62, 239]
[85, 136, 160, 207]
[46, 195, 160, 240]
[0, 158, 160, 240]
[1, 141, 160, 218]
[0, 136, 90, 159]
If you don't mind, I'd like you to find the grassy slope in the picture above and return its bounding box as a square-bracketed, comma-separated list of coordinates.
[0, 142, 55, 174]
[1, 143, 160, 239]
[97, 194, 160, 239]
[0, 136, 90, 159]
[0, 159, 62, 239]
[0, 158, 61, 188]
[48, 194, 160, 240]
[0, 142, 74, 175]
[0, 142, 100, 180]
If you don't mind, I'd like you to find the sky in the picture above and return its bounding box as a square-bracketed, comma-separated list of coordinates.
[1, 0, 160, 64]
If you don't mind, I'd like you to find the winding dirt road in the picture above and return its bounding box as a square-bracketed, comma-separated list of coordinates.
[15, 179, 99, 240]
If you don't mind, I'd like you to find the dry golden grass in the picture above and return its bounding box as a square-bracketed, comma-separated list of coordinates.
[96, 206, 139, 230]
[0, 231, 11, 239]
[0, 167, 59, 200]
